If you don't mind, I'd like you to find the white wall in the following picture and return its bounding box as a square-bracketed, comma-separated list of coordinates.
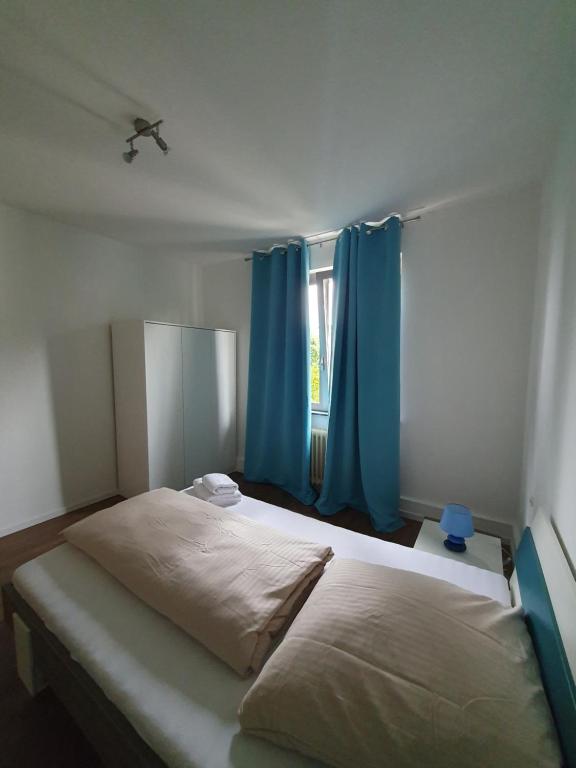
[199, 258, 252, 469]
[401, 185, 539, 533]
[0, 203, 197, 535]
[200, 185, 539, 534]
[522, 89, 576, 568]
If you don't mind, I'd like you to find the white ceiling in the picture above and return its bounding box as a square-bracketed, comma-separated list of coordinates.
[0, 0, 574, 255]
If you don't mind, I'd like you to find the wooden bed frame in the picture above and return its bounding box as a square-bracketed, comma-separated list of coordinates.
[3, 509, 575, 768]
[2, 583, 167, 768]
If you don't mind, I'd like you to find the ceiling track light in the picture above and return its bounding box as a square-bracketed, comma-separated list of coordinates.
[123, 118, 170, 163]
[122, 140, 138, 164]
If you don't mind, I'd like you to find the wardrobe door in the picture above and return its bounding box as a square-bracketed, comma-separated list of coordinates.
[182, 328, 236, 486]
[144, 322, 185, 490]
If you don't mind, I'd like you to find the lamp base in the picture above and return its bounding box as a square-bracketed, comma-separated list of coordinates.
[443, 534, 467, 553]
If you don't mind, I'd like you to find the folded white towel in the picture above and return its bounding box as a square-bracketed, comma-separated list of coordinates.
[202, 473, 239, 496]
[192, 480, 242, 507]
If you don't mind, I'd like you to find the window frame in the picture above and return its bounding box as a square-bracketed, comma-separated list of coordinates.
[309, 268, 333, 414]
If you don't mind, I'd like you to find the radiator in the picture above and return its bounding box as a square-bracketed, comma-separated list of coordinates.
[310, 429, 328, 487]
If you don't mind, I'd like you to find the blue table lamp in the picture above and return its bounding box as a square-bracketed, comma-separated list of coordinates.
[440, 504, 474, 552]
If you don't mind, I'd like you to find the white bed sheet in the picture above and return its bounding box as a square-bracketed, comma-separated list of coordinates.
[13, 495, 510, 768]
[230, 495, 510, 606]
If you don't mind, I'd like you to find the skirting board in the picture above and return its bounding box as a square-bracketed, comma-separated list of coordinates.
[0, 490, 119, 539]
[400, 495, 514, 543]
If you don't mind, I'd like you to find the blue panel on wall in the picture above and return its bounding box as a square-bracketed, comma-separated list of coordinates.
[516, 528, 576, 766]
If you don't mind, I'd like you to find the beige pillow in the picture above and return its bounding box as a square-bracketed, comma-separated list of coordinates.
[239, 559, 561, 768]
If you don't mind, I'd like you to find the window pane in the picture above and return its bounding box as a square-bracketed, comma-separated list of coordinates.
[309, 284, 320, 404]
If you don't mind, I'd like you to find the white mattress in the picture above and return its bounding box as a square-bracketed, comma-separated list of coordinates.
[13, 495, 510, 768]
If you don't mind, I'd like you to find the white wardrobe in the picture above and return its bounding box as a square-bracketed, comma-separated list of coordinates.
[112, 320, 236, 497]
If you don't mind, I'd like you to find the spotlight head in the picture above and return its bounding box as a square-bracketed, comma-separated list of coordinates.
[153, 130, 169, 154]
[123, 146, 139, 164]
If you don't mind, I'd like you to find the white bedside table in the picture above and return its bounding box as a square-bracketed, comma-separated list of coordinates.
[414, 519, 504, 576]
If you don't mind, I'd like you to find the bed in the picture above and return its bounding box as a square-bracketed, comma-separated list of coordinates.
[3, 493, 575, 768]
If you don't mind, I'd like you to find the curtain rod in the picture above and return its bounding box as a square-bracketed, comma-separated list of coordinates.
[244, 214, 421, 261]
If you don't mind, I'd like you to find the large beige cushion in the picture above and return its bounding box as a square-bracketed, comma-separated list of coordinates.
[64, 489, 332, 676]
[239, 559, 561, 768]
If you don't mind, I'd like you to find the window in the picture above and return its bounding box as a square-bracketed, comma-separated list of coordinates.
[309, 269, 333, 412]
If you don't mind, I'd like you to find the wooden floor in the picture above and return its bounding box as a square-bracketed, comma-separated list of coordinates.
[233, 473, 423, 547]
[0, 496, 123, 588]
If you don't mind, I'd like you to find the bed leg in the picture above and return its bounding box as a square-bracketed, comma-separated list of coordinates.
[13, 612, 47, 695]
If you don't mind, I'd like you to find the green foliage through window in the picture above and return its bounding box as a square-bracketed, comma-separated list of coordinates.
[309, 270, 333, 411]
[311, 335, 320, 404]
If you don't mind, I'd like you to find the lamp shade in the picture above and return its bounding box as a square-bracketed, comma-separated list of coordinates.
[440, 504, 474, 539]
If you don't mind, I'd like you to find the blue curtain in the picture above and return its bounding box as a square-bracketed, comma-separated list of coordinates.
[244, 242, 316, 505]
[316, 219, 403, 532]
